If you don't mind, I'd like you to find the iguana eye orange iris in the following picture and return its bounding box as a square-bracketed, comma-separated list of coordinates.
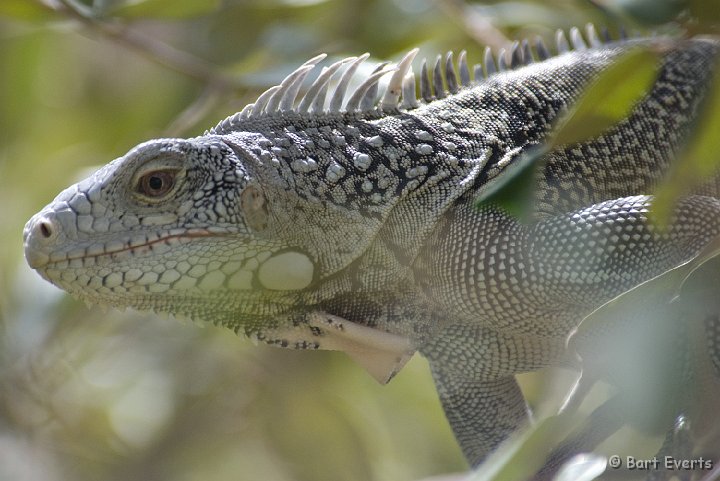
[137, 170, 176, 198]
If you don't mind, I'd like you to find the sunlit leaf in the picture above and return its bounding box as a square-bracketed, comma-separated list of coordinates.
[109, 0, 220, 19]
[550, 47, 661, 147]
[653, 57, 720, 226]
[467, 412, 582, 481]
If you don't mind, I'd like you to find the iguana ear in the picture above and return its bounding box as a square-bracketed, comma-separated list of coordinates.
[305, 313, 415, 384]
[240, 185, 268, 231]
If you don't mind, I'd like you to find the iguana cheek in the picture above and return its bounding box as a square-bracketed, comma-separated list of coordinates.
[257, 251, 314, 290]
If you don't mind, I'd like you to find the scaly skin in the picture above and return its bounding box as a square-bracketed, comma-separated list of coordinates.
[24, 31, 720, 468]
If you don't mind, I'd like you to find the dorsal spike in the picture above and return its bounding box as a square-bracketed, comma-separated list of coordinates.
[300, 53, 329, 67]
[213, 115, 231, 134]
[570, 27, 587, 50]
[432, 55, 445, 99]
[497, 48, 508, 72]
[358, 89, 377, 112]
[510, 41, 523, 68]
[601, 25, 612, 43]
[344, 66, 396, 112]
[382, 48, 419, 110]
[420, 58, 432, 101]
[329, 53, 369, 113]
[310, 77, 332, 113]
[556, 29, 570, 53]
[264, 54, 326, 113]
[458, 50, 470, 86]
[265, 64, 313, 113]
[297, 58, 349, 113]
[586, 23, 603, 48]
[251, 85, 281, 117]
[445, 51, 459, 94]
[304, 64, 331, 110]
[535, 36, 550, 60]
[219, 113, 239, 131]
[521, 39, 533, 64]
[239, 103, 254, 120]
[401, 71, 418, 109]
[358, 62, 390, 111]
[473, 63, 484, 80]
[483, 46, 496, 76]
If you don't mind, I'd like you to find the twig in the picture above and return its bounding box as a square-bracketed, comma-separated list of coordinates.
[163, 86, 224, 137]
[51, 0, 242, 90]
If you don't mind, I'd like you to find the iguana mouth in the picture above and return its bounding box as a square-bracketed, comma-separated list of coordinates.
[79, 230, 218, 261]
[29, 229, 221, 269]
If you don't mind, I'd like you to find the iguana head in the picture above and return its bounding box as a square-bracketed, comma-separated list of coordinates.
[22, 48, 440, 327]
[23, 126, 396, 324]
[19, 50, 409, 316]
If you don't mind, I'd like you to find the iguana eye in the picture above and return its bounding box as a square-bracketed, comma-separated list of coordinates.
[137, 170, 176, 198]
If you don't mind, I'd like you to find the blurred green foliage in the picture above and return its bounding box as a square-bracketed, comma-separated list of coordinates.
[1, 1, 718, 480]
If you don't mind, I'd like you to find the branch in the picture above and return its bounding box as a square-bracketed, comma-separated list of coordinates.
[432, 0, 510, 50]
[163, 87, 224, 137]
[51, 0, 243, 90]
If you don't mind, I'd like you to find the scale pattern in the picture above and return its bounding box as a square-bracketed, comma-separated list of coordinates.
[23, 28, 720, 470]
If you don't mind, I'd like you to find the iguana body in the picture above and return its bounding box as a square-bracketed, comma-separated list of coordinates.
[23, 26, 720, 468]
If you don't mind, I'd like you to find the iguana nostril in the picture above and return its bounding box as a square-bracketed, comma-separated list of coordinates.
[39, 221, 53, 238]
[24, 215, 56, 268]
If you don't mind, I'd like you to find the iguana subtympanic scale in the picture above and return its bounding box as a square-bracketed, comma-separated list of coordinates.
[23, 25, 720, 467]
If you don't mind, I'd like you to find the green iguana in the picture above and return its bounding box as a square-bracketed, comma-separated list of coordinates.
[23, 24, 720, 473]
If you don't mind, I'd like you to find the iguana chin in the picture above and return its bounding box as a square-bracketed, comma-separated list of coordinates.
[23, 24, 720, 469]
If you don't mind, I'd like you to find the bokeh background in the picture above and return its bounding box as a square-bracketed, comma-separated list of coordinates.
[1, 1, 718, 480]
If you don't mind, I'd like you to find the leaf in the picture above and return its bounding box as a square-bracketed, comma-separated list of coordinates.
[467, 412, 583, 481]
[568, 229, 720, 350]
[550, 47, 661, 148]
[688, 0, 720, 28]
[109, 0, 220, 19]
[553, 454, 607, 481]
[598, 0, 687, 26]
[653, 55, 720, 226]
[0, 0, 56, 21]
[475, 145, 547, 223]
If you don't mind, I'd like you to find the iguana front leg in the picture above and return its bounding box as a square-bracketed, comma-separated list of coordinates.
[416, 194, 720, 463]
[429, 369, 528, 465]
[420, 324, 567, 465]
